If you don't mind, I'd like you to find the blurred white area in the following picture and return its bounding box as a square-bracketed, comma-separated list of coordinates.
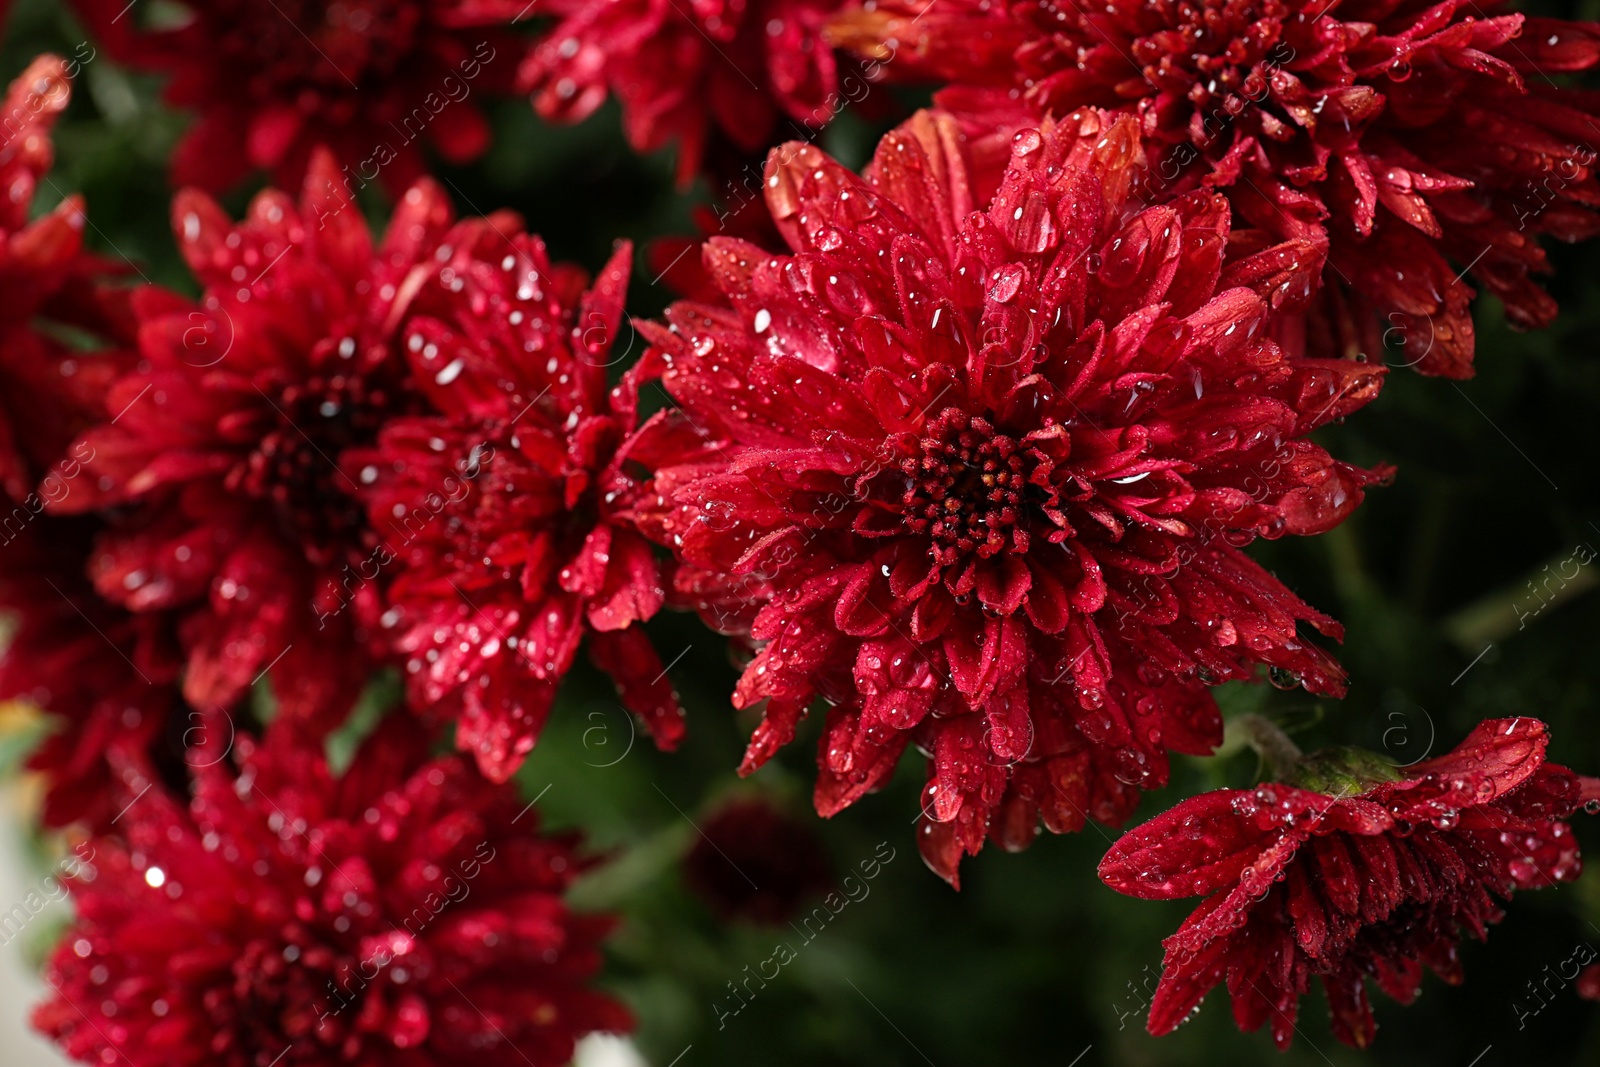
[576, 1033, 652, 1067]
[0, 801, 648, 1067]
[0, 795, 70, 1067]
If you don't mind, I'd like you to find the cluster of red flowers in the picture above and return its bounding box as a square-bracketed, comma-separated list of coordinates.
[67, 0, 860, 191]
[1, 0, 1598, 1059]
[826, 0, 1600, 376]
[38, 147, 687, 782]
[0, 53, 656, 1066]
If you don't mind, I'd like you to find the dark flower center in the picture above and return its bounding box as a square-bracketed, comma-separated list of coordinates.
[203, 0, 423, 105]
[236, 368, 401, 565]
[220, 935, 349, 1065]
[902, 408, 1034, 563]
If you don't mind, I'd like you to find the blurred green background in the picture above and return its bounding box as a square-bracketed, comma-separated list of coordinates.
[4, 0, 1600, 1063]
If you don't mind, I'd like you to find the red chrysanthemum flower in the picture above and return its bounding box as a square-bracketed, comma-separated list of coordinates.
[521, 0, 846, 184]
[1099, 717, 1600, 1049]
[34, 716, 631, 1066]
[827, 0, 1600, 377]
[681, 795, 835, 923]
[344, 231, 685, 782]
[0, 55, 134, 504]
[0, 56, 181, 829]
[48, 152, 463, 733]
[0, 519, 187, 830]
[70, 0, 530, 192]
[636, 108, 1390, 885]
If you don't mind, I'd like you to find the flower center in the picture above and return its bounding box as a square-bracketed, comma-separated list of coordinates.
[209, 0, 423, 102]
[901, 408, 1033, 563]
[236, 369, 402, 565]
[219, 935, 346, 1063]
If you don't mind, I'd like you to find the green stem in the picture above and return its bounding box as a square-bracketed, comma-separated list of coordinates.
[1234, 714, 1303, 782]
[1444, 541, 1599, 650]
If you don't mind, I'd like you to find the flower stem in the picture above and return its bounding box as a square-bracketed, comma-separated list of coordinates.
[1234, 714, 1303, 782]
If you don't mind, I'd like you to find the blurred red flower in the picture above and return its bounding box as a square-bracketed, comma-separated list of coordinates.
[0, 55, 192, 831]
[682, 795, 835, 923]
[0, 520, 187, 831]
[0, 54, 134, 504]
[827, 0, 1600, 376]
[521, 0, 847, 184]
[70, 0, 530, 192]
[48, 151, 459, 735]
[35, 716, 631, 1066]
